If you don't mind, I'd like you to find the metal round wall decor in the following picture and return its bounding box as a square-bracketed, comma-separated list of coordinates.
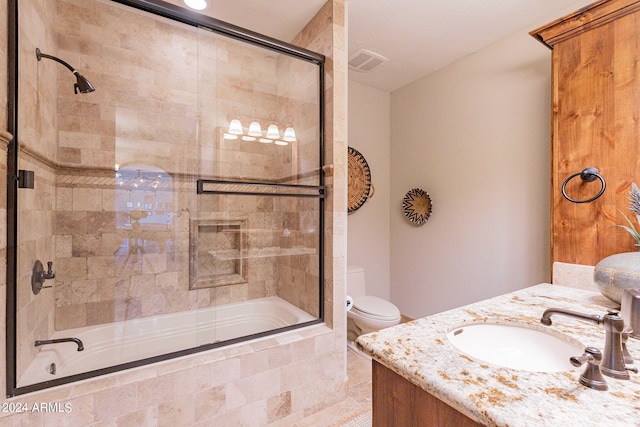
[348, 147, 374, 213]
[402, 188, 433, 225]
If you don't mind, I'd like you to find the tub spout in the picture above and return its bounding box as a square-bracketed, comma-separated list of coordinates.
[35, 337, 84, 352]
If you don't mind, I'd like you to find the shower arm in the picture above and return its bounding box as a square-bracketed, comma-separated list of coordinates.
[36, 48, 79, 75]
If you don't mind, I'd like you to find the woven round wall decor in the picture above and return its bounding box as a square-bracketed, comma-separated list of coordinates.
[402, 188, 433, 225]
[348, 147, 374, 213]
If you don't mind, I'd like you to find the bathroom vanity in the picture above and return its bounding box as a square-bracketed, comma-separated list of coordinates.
[356, 284, 640, 426]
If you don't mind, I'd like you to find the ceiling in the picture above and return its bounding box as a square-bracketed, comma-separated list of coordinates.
[166, 0, 597, 92]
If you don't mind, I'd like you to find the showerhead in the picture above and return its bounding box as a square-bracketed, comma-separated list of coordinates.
[73, 72, 95, 94]
[36, 48, 95, 94]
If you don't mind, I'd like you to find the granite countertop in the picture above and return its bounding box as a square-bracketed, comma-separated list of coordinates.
[356, 284, 640, 427]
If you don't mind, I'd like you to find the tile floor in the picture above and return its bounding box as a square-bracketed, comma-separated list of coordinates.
[297, 349, 372, 427]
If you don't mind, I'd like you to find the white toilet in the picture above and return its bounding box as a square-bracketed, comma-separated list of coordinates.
[347, 266, 401, 347]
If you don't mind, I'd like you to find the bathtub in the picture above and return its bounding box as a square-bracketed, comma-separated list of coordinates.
[18, 296, 315, 387]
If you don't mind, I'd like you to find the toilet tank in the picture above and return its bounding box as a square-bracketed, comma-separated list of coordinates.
[347, 266, 366, 298]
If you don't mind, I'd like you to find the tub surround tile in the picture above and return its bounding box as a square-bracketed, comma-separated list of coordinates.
[157, 395, 195, 427]
[174, 365, 212, 395]
[93, 384, 136, 421]
[136, 374, 177, 408]
[240, 351, 269, 378]
[116, 406, 158, 427]
[356, 284, 640, 426]
[193, 385, 226, 420]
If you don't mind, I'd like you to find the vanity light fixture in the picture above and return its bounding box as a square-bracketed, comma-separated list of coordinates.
[225, 114, 295, 146]
[184, 0, 207, 10]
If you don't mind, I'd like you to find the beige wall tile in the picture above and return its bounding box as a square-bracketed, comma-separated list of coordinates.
[193, 385, 226, 421]
[93, 384, 136, 422]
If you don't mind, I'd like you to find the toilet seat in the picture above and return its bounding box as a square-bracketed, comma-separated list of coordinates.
[352, 296, 400, 321]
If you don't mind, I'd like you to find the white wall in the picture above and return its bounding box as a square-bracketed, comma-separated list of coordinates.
[390, 30, 552, 318]
[347, 80, 391, 300]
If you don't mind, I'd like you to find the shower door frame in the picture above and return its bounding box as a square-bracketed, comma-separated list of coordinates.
[6, 0, 326, 397]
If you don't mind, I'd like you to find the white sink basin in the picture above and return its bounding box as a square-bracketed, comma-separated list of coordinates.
[447, 323, 583, 372]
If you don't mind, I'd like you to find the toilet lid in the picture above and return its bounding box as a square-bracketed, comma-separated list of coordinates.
[352, 296, 400, 320]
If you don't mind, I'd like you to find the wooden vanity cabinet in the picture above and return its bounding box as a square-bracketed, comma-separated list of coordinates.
[530, 0, 640, 266]
[372, 361, 482, 427]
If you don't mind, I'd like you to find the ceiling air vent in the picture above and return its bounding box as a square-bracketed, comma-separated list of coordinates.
[348, 49, 388, 72]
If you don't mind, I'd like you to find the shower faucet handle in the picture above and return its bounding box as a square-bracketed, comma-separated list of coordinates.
[32, 260, 54, 294]
[42, 261, 55, 280]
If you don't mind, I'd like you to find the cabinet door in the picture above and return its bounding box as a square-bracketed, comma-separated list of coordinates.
[372, 361, 482, 427]
[551, 9, 640, 266]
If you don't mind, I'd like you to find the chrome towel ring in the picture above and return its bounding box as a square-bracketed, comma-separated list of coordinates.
[561, 167, 606, 203]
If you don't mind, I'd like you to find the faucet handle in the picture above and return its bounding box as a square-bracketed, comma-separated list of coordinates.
[570, 347, 608, 391]
[42, 261, 55, 280]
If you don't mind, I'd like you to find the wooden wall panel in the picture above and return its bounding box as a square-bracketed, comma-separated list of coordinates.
[533, 1, 640, 266]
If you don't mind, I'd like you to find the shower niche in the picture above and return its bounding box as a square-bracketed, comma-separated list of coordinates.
[7, 0, 325, 396]
[190, 219, 248, 289]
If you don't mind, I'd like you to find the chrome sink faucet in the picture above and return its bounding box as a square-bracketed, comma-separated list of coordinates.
[541, 308, 637, 380]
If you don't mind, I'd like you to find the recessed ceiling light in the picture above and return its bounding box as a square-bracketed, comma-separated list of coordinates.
[184, 0, 207, 10]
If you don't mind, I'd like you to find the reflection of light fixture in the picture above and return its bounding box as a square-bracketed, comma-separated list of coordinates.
[184, 0, 207, 10]
[266, 124, 280, 139]
[248, 121, 262, 137]
[282, 116, 296, 142]
[283, 127, 296, 142]
[226, 112, 296, 146]
[228, 119, 243, 135]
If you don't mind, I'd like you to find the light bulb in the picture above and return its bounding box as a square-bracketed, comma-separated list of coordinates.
[283, 127, 296, 142]
[228, 119, 243, 135]
[224, 133, 238, 140]
[266, 124, 280, 139]
[259, 138, 273, 144]
[184, 0, 207, 10]
[275, 140, 288, 146]
[248, 121, 262, 137]
[242, 136, 256, 141]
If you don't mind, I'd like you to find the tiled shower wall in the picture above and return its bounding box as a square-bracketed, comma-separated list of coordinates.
[17, 0, 324, 332]
[14, 0, 58, 382]
[2, 0, 347, 424]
